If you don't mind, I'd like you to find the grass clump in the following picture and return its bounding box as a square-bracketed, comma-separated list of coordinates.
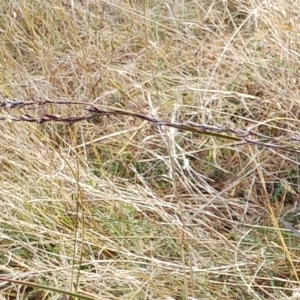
[0, 0, 300, 299]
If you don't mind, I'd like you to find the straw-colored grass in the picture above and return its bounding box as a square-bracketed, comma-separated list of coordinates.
[0, 0, 300, 299]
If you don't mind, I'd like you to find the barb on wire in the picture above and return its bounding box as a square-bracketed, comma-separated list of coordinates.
[278, 218, 300, 238]
[1, 97, 300, 154]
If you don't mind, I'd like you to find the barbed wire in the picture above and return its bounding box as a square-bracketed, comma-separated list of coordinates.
[1, 97, 300, 154]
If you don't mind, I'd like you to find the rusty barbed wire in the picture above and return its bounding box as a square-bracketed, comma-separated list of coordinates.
[1, 98, 300, 153]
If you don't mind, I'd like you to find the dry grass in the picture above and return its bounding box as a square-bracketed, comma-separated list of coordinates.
[0, 0, 300, 299]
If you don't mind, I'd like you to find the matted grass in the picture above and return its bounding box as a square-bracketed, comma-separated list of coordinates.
[0, 0, 300, 299]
